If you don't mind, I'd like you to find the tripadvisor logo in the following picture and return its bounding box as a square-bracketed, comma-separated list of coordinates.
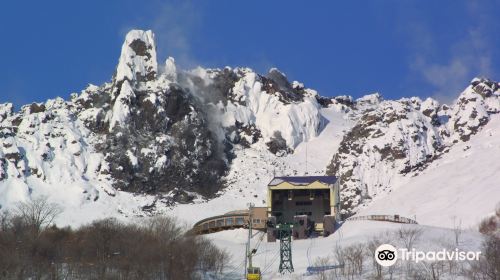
[375, 244, 398, 267]
[375, 244, 481, 267]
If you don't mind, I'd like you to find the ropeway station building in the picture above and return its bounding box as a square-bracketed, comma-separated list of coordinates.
[266, 176, 340, 241]
[192, 175, 340, 241]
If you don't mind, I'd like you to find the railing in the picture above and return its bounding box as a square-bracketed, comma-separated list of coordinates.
[306, 264, 345, 275]
[347, 214, 417, 224]
[192, 213, 267, 235]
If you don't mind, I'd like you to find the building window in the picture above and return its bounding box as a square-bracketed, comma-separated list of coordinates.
[216, 219, 224, 227]
[226, 218, 233, 226]
[296, 201, 313, 206]
[236, 217, 245, 225]
[253, 219, 261, 224]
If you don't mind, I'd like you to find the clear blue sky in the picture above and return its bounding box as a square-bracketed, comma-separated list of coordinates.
[1, 0, 499, 108]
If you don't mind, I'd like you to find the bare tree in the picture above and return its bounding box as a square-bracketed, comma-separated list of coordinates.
[396, 226, 423, 277]
[333, 243, 345, 277]
[418, 260, 447, 280]
[452, 216, 463, 247]
[464, 235, 500, 280]
[15, 196, 62, 236]
[397, 226, 423, 250]
[465, 204, 500, 280]
[335, 244, 365, 280]
[367, 236, 384, 279]
[313, 256, 333, 280]
[0, 211, 11, 231]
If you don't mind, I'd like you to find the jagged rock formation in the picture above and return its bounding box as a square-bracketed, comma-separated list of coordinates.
[326, 78, 500, 217]
[0, 29, 323, 211]
[0, 29, 498, 222]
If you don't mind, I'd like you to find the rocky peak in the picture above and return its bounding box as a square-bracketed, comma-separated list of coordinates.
[261, 68, 307, 104]
[326, 77, 500, 217]
[0, 103, 13, 123]
[355, 93, 382, 108]
[448, 77, 500, 142]
[115, 30, 158, 86]
[326, 100, 443, 217]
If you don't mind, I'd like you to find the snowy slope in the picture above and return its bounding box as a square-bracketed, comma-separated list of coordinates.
[168, 105, 352, 223]
[205, 107, 500, 279]
[0, 28, 499, 238]
[327, 78, 500, 217]
[356, 114, 500, 229]
[189, 87, 500, 278]
[208, 221, 484, 279]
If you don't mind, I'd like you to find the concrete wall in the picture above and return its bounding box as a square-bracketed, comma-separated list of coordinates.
[250, 207, 268, 229]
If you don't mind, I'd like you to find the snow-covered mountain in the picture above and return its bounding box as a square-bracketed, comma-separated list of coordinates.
[0, 30, 325, 223]
[326, 78, 500, 217]
[0, 29, 499, 227]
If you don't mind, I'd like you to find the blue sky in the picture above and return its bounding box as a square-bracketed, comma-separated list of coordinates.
[1, 0, 499, 108]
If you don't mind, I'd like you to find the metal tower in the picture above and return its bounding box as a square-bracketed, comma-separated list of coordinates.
[278, 223, 294, 274]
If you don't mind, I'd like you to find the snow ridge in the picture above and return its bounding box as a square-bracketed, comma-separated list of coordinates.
[0, 30, 324, 224]
[327, 78, 500, 216]
[0, 29, 499, 228]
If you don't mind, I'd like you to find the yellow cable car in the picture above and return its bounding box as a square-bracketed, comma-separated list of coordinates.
[247, 267, 261, 280]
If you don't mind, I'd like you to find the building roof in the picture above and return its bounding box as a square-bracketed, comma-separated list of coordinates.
[225, 209, 249, 215]
[268, 176, 337, 186]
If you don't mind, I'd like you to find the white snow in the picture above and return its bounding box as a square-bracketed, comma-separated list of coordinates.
[0, 96, 162, 225]
[0, 28, 498, 279]
[357, 114, 500, 229]
[208, 221, 484, 279]
[109, 80, 135, 130]
[126, 150, 138, 168]
[168, 106, 352, 223]
[222, 70, 323, 148]
[164, 56, 177, 82]
[115, 29, 157, 84]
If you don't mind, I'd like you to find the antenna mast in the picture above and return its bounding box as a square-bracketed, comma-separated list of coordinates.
[244, 202, 255, 278]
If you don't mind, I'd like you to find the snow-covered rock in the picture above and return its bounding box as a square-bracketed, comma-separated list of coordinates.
[0, 29, 324, 220]
[115, 29, 157, 84]
[448, 78, 500, 142]
[221, 68, 323, 150]
[0, 29, 498, 229]
[326, 77, 500, 216]
[326, 100, 444, 216]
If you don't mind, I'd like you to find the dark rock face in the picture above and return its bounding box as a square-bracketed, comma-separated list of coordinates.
[0, 158, 6, 180]
[129, 39, 151, 58]
[29, 103, 46, 114]
[316, 96, 333, 107]
[471, 78, 499, 98]
[77, 80, 229, 199]
[316, 95, 355, 108]
[326, 101, 445, 217]
[266, 131, 292, 156]
[70, 62, 320, 202]
[261, 69, 306, 104]
[451, 78, 499, 142]
[233, 122, 262, 148]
